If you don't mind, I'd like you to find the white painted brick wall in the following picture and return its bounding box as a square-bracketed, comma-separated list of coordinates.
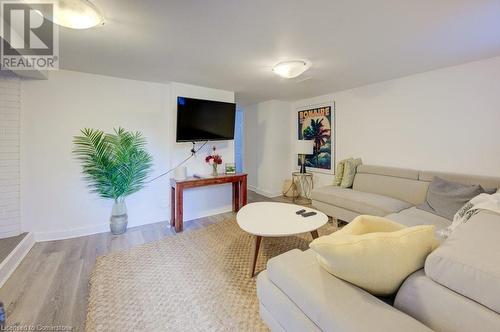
[0, 74, 21, 238]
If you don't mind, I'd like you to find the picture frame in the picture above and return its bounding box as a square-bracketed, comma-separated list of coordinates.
[225, 163, 236, 174]
[296, 101, 335, 174]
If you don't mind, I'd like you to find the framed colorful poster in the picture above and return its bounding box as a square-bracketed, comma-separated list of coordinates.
[297, 102, 335, 173]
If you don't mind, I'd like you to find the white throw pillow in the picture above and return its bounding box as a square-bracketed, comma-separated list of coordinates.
[310, 215, 437, 295]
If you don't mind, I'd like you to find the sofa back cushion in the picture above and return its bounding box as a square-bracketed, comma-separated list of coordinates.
[419, 170, 500, 191]
[353, 165, 429, 205]
[425, 211, 500, 313]
[352, 165, 500, 206]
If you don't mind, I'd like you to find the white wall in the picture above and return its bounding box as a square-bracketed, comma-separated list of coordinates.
[243, 56, 500, 191]
[21, 70, 234, 241]
[244, 100, 291, 197]
[0, 74, 21, 238]
[243, 105, 257, 188]
[291, 56, 500, 186]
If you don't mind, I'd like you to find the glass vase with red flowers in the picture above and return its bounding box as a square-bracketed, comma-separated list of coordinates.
[205, 146, 223, 176]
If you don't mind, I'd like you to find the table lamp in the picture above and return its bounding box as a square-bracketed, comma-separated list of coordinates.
[296, 140, 314, 173]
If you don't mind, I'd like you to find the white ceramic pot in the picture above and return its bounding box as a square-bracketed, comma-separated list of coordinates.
[110, 200, 128, 235]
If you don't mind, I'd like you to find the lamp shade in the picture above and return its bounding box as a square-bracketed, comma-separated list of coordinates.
[296, 140, 313, 155]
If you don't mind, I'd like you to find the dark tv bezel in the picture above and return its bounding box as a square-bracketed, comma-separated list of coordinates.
[175, 96, 236, 142]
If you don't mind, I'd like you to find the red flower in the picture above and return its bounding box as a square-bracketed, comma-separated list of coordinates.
[213, 155, 223, 164]
[206, 146, 223, 165]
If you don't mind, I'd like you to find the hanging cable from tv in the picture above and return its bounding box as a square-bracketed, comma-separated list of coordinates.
[147, 141, 208, 183]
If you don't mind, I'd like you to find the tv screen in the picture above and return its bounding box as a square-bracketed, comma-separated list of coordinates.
[176, 97, 236, 142]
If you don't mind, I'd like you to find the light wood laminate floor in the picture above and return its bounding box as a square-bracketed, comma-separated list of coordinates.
[0, 191, 307, 331]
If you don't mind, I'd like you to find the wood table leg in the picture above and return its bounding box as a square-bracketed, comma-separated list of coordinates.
[175, 186, 184, 232]
[170, 186, 175, 227]
[251, 236, 262, 277]
[311, 230, 319, 239]
[241, 177, 248, 207]
[232, 181, 240, 212]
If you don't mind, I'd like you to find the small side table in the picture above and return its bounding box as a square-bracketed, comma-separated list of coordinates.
[292, 172, 313, 203]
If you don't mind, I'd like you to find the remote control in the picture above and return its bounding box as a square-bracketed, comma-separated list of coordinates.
[302, 211, 317, 218]
[295, 209, 306, 215]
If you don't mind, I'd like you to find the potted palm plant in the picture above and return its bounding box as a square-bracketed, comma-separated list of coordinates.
[73, 127, 153, 235]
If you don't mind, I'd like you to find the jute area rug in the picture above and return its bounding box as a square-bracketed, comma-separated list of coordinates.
[86, 214, 336, 331]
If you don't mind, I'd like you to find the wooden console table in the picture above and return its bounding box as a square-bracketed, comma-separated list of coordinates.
[170, 173, 247, 232]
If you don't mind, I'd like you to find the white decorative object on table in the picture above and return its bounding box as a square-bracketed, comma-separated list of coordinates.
[174, 166, 187, 180]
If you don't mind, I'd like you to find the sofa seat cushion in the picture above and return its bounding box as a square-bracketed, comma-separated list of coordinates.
[264, 249, 432, 332]
[425, 211, 500, 313]
[257, 271, 321, 332]
[311, 186, 412, 216]
[386, 207, 451, 231]
[395, 270, 500, 332]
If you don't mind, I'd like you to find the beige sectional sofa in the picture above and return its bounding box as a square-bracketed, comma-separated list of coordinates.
[311, 164, 500, 229]
[257, 165, 500, 332]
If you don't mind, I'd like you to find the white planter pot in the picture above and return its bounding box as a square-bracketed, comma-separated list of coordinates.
[110, 200, 128, 235]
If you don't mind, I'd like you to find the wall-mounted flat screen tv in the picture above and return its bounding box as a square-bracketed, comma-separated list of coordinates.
[176, 96, 236, 142]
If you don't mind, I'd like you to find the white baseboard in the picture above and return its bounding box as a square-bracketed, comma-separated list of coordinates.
[182, 204, 233, 222]
[34, 223, 110, 242]
[0, 229, 25, 239]
[0, 232, 35, 288]
[248, 185, 282, 198]
[34, 204, 234, 242]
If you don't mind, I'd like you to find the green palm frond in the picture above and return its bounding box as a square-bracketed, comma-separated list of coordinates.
[303, 119, 331, 155]
[73, 127, 153, 201]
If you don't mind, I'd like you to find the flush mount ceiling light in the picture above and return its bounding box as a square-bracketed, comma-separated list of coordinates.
[272, 60, 311, 79]
[51, 0, 105, 29]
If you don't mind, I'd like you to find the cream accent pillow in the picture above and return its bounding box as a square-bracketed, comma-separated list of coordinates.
[333, 158, 351, 186]
[310, 215, 437, 295]
[340, 158, 362, 188]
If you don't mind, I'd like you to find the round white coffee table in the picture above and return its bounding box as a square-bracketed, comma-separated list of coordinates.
[236, 202, 328, 277]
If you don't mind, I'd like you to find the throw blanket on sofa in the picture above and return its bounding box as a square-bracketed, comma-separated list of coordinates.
[440, 193, 500, 237]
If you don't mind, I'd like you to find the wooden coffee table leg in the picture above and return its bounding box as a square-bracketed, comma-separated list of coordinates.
[251, 236, 262, 277]
[311, 230, 319, 239]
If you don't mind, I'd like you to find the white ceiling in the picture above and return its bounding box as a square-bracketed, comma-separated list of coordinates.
[58, 0, 500, 105]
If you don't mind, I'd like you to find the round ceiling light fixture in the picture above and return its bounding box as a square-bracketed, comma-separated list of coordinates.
[272, 60, 311, 79]
[51, 0, 105, 29]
